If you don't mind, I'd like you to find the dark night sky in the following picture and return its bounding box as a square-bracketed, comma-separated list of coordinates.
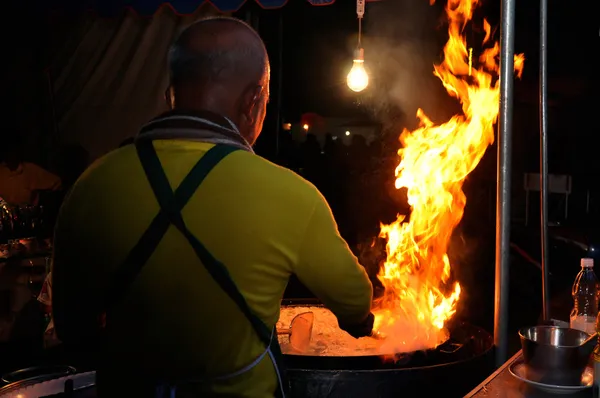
[3, 0, 597, 167]
[237, 0, 597, 121]
[229, 0, 598, 166]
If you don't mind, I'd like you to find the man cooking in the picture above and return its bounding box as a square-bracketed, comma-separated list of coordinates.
[0, 136, 61, 206]
[52, 17, 374, 397]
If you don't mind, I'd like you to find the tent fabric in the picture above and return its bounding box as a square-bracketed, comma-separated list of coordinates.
[49, 5, 223, 159]
[45, 0, 379, 159]
[46, 0, 338, 16]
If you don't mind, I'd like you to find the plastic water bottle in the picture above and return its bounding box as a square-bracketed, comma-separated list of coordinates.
[570, 258, 599, 334]
[593, 313, 599, 396]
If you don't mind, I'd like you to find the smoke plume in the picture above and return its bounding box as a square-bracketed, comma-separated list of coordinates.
[361, 0, 460, 130]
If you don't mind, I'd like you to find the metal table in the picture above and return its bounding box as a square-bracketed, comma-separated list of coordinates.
[465, 351, 594, 397]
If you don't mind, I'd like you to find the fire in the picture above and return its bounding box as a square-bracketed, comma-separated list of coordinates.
[372, 0, 525, 355]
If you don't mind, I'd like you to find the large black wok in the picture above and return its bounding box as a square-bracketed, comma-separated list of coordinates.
[281, 298, 494, 398]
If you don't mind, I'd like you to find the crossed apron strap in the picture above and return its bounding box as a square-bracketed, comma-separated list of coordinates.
[103, 141, 288, 397]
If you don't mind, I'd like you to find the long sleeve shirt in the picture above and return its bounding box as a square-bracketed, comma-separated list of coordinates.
[52, 140, 372, 397]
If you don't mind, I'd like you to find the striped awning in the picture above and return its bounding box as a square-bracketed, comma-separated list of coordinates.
[42, 0, 373, 15]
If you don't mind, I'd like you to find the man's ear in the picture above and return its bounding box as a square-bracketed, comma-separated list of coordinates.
[241, 85, 263, 125]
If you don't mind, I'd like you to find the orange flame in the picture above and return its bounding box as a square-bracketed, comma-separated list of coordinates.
[372, 0, 524, 355]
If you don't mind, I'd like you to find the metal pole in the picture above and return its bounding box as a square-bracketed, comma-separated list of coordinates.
[525, 190, 529, 226]
[586, 190, 590, 214]
[494, 0, 516, 368]
[539, 0, 551, 323]
[274, 11, 284, 160]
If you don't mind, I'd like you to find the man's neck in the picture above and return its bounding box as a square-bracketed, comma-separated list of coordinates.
[167, 108, 239, 131]
[173, 89, 240, 127]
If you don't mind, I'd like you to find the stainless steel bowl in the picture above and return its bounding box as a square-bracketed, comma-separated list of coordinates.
[519, 326, 595, 386]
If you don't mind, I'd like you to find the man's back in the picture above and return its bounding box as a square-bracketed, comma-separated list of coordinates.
[53, 140, 372, 396]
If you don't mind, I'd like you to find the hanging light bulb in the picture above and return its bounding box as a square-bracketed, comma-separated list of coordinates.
[347, 48, 369, 92]
[347, 0, 368, 92]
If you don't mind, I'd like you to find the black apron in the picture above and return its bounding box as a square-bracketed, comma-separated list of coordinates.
[102, 141, 288, 397]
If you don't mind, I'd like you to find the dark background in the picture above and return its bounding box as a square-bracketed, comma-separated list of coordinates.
[253, 0, 598, 166]
[1, 0, 599, 378]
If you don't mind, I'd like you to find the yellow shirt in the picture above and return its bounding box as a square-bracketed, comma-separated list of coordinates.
[52, 140, 372, 397]
[0, 162, 61, 205]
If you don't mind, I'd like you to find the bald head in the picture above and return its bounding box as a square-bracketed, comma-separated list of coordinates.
[169, 17, 268, 94]
[167, 17, 270, 145]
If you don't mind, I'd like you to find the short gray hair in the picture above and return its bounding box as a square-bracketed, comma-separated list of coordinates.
[168, 17, 267, 87]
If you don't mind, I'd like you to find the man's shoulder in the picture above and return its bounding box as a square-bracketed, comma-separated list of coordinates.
[228, 151, 321, 197]
[69, 143, 323, 207]
[74, 146, 140, 186]
[60, 146, 142, 210]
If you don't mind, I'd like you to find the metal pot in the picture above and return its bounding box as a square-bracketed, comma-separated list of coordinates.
[1, 365, 76, 384]
[0, 368, 96, 397]
[0, 365, 77, 396]
[519, 325, 595, 386]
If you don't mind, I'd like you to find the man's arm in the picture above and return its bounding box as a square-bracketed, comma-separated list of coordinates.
[293, 192, 373, 333]
[28, 163, 62, 191]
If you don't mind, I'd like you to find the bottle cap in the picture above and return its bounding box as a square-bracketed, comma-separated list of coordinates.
[581, 258, 594, 268]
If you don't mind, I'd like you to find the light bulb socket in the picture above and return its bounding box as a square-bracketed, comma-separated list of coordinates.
[356, 0, 365, 17]
[353, 48, 365, 62]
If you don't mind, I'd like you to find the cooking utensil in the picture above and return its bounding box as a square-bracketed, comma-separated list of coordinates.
[278, 312, 314, 352]
[519, 326, 596, 386]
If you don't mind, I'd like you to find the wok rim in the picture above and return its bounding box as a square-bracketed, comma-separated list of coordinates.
[518, 325, 592, 348]
[279, 299, 493, 370]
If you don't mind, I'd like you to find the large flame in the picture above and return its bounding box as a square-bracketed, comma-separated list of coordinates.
[372, 0, 525, 355]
